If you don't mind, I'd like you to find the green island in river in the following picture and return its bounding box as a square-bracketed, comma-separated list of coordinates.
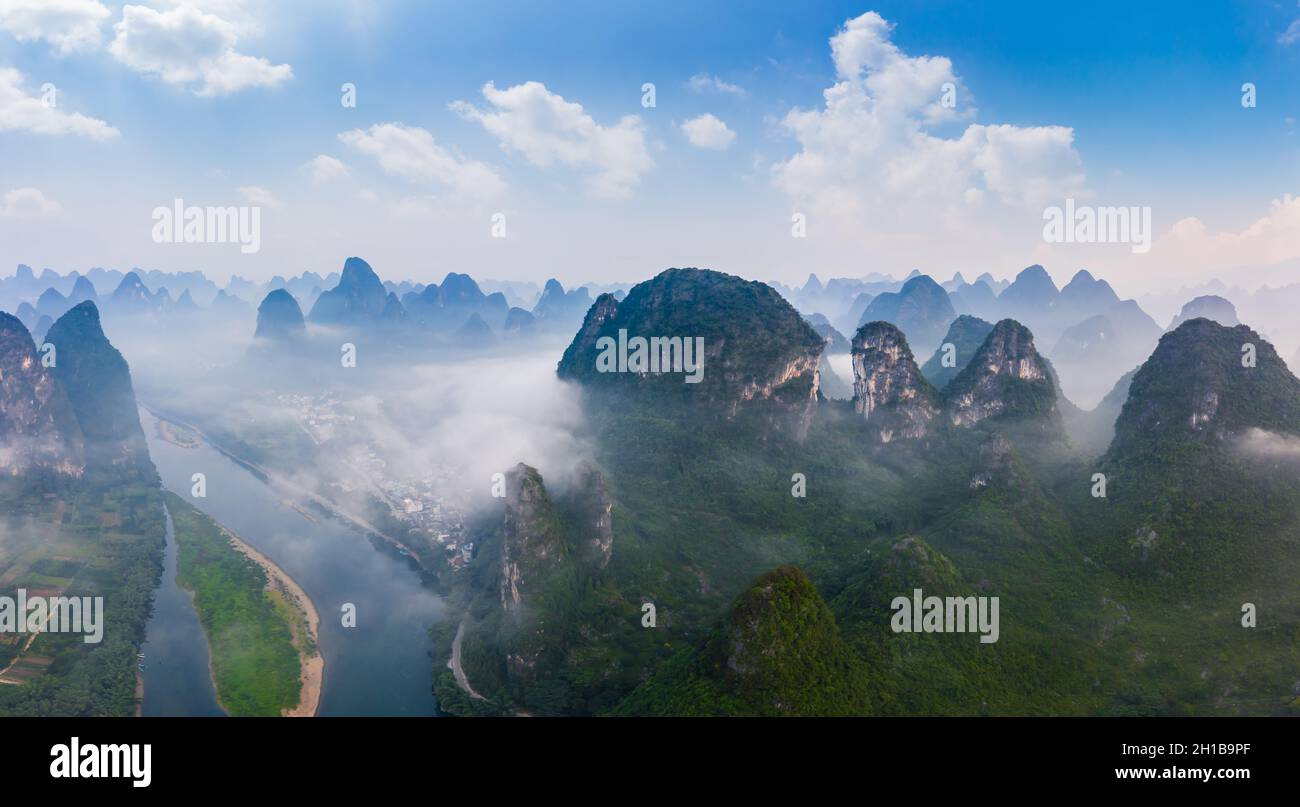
[165, 491, 322, 717]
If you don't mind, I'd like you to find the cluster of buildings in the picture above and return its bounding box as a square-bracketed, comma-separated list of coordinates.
[274, 392, 478, 571]
[274, 393, 354, 443]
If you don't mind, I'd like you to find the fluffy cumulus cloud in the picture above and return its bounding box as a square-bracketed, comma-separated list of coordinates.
[304, 154, 349, 184]
[773, 11, 1086, 259]
[0, 0, 110, 54]
[108, 3, 291, 96]
[0, 187, 63, 218]
[0, 67, 118, 138]
[338, 122, 505, 199]
[680, 113, 735, 150]
[452, 81, 652, 199]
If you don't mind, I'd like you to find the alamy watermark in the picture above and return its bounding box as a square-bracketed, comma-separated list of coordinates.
[595, 329, 705, 384]
[890, 587, 999, 643]
[50, 738, 151, 788]
[0, 589, 104, 643]
[1042, 198, 1151, 254]
[151, 198, 261, 254]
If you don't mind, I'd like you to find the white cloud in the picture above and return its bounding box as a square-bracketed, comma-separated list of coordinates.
[0, 0, 109, 54]
[338, 122, 505, 199]
[771, 11, 1085, 263]
[1281, 21, 1300, 45]
[108, 3, 291, 96]
[680, 113, 735, 150]
[452, 80, 652, 199]
[304, 154, 349, 184]
[237, 185, 280, 208]
[1237, 429, 1300, 460]
[688, 73, 745, 96]
[1280, 3, 1300, 45]
[0, 187, 63, 218]
[0, 67, 118, 138]
[1150, 194, 1300, 274]
[1058, 193, 1300, 296]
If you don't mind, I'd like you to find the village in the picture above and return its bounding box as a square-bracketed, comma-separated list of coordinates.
[275, 392, 477, 570]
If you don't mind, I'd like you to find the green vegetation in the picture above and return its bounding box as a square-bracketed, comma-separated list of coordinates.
[557, 267, 824, 412]
[920, 314, 994, 390]
[611, 566, 872, 715]
[440, 310, 1300, 717]
[0, 301, 164, 716]
[165, 491, 302, 717]
[0, 480, 164, 716]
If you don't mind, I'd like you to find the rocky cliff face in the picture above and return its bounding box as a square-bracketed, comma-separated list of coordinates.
[491, 460, 618, 689]
[0, 313, 84, 477]
[500, 463, 567, 612]
[851, 321, 939, 442]
[44, 301, 154, 480]
[499, 461, 618, 611]
[572, 462, 614, 569]
[556, 268, 824, 429]
[944, 319, 1058, 429]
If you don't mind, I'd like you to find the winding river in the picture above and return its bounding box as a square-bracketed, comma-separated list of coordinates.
[139, 408, 444, 716]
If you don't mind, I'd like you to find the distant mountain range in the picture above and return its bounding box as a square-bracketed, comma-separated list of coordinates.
[13, 260, 1300, 402]
[2, 261, 628, 340]
[764, 264, 1300, 411]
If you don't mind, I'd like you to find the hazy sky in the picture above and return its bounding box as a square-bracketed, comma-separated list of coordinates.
[1, 0, 1298, 296]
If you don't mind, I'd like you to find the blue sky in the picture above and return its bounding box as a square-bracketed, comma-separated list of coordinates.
[1, 1, 1298, 294]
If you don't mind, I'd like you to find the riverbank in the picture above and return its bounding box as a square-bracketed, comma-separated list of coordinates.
[166, 491, 320, 717]
[142, 404, 444, 716]
[221, 527, 322, 717]
[143, 404, 430, 573]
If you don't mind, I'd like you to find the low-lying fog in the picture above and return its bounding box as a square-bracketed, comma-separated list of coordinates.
[106, 312, 592, 516]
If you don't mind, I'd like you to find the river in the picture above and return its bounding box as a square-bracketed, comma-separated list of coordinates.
[139, 408, 444, 716]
